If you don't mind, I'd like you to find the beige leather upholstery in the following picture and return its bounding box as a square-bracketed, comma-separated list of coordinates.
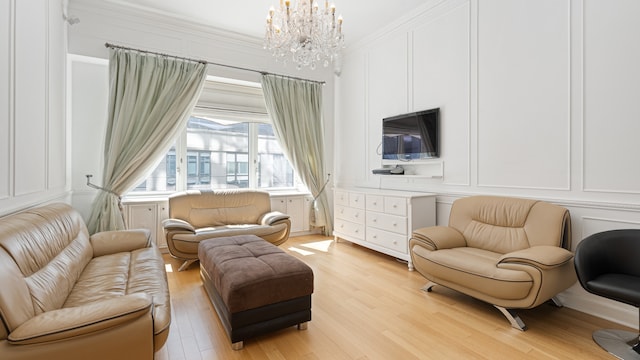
[163, 189, 291, 269]
[410, 195, 576, 330]
[0, 203, 170, 360]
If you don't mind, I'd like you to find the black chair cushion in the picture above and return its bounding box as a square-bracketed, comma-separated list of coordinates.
[586, 273, 640, 307]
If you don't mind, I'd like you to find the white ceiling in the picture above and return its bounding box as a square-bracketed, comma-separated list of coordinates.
[107, 0, 429, 45]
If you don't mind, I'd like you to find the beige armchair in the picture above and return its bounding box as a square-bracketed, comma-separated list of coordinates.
[163, 189, 291, 271]
[409, 195, 576, 330]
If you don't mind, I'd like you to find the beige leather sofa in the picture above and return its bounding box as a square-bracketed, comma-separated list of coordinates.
[410, 195, 576, 330]
[0, 203, 170, 360]
[162, 189, 291, 271]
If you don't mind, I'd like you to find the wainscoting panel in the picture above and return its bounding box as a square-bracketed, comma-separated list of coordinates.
[14, 0, 47, 197]
[412, 1, 470, 186]
[477, 0, 571, 190]
[582, 0, 640, 194]
[0, 0, 11, 200]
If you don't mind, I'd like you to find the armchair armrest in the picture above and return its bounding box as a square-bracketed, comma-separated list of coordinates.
[8, 294, 152, 345]
[162, 218, 195, 232]
[259, 211, 290, 226]
[498, 246, 574, 270]
[411, 226, 466, 251]
[90, 229, 152, 257]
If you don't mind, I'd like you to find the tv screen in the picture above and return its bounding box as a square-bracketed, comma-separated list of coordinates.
[382, 108, 439, 162]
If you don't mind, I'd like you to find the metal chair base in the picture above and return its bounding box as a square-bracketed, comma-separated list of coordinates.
[593, 329, 640, 360]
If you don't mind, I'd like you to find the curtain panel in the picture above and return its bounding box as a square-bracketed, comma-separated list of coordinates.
[87, 48, 207, 234]
[261, 74, 333, 236]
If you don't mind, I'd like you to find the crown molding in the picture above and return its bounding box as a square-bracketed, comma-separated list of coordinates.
[69, 0, 264, 47]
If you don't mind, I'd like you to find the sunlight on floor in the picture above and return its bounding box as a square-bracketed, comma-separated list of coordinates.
[301, 239, 334, 252]
[288, 247, 315, 256]
[165, 263, 173, 273]
[288, 239, 334, 256]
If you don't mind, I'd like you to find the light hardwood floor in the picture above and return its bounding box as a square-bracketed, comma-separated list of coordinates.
[155, 235, 627, 360]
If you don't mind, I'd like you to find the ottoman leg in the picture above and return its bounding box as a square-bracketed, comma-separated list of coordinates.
[297, 322, 308, 330]
[232, 341, 244, 350]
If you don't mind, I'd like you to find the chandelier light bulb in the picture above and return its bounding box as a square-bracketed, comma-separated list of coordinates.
[264, 0, 345, 70]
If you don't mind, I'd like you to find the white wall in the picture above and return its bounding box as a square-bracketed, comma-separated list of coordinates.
[66, 0, 336, 219]
[0, 0, 70, 216]
[336, 0, 640, 328]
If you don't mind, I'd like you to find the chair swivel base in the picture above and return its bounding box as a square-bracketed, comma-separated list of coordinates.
[593, 329, 640, 360]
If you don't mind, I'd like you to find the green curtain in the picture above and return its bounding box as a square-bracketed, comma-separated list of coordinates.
[261, 74, 333, 236]
[87, 48, 207, 234]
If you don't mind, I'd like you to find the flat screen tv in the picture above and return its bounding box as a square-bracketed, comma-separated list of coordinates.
[382, 108, 439, 163]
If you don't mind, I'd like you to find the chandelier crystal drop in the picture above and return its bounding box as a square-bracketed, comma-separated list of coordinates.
[264, 0, 345, 70]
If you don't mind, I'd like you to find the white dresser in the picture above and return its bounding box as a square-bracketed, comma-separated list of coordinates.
[333, 187, 436, 270]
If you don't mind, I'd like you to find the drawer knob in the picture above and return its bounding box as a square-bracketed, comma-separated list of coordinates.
[393, 222, 397, 226]
[372, 218, 377, 222]
[393, 240, 398, 245]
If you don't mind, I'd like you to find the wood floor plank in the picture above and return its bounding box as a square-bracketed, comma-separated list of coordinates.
[159, 235, 629, 359]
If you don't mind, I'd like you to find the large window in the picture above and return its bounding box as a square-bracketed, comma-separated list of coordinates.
[130, 117, 297, 193]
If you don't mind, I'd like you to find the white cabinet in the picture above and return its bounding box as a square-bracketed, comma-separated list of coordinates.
[333, 188, 436, 270]
[270, 194, 312, 234]
[123, 200, 169, 251]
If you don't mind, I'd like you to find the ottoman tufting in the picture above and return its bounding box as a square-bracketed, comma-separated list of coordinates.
[198, 234, 313, 350]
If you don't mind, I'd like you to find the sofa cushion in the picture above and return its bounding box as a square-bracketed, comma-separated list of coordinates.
[169, 189, 272, 228]
[64, 247, 170, 337]
[171, 224, 288, 253]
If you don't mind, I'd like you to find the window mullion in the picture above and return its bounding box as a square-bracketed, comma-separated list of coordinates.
[176, 130, 188, 191]
[248, 123, 258, 189]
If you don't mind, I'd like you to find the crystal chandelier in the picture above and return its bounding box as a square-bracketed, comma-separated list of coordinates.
[264, 0, 344, 70]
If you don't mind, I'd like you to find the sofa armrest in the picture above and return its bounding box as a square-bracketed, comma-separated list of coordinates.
[90, 229, 152, 257]
[162, 218, 195, 232]
[8, 294, 152, 345]
[259, 211, 290, 226]
[498, 246, 574, 270]
[411, 226, 466, 251]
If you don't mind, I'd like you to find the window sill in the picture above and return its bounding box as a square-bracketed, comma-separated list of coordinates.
[122, 189, 311, 204]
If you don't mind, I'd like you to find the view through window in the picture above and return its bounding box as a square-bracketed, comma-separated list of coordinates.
[131, 116, 295, 193]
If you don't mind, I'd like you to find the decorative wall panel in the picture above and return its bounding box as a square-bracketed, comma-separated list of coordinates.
[477, 0, 570, 189]
[583, 0, 640, 193]
[14, 0, 47, 196]
[366, 32, 408, 176]
[0, 0, 10, 200]
[412, 1, 470, 185]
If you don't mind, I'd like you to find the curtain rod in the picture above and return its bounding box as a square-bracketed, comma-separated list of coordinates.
[104, 42, 326, 85]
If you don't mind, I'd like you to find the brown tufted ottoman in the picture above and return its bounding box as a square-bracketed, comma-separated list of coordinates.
[198, 234, 313, 350]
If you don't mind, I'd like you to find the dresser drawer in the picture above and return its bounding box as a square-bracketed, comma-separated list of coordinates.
[335, 218, 365, 240]
[349, 192, 365, 209]
[366, 211, 407, 235]
[366, 227, 408, 254]
[335, 190, 349, 206]
[384, 196, 407, 216]
[366, 194, 384, 212]
[336, 205, 365, 224]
